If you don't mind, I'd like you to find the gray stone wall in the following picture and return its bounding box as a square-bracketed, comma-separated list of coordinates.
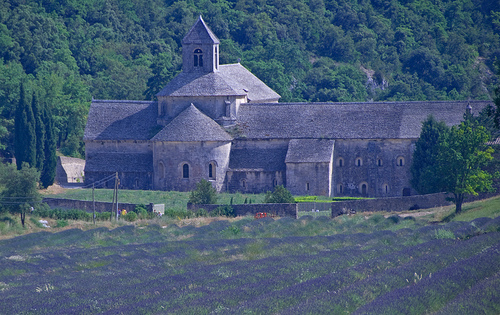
[187, 203, 298, 218]
[225, 139, 287, 193]
[84, 140, 153, 190]
[331, 193, 452, 216]
[43, 198, 139, 213]
[153, 141, 231, 192]
[286, 162, 332, 196]
[225, 170, 284, 194]
[333, 139, 417, 198]
[56, 156, 85, 184]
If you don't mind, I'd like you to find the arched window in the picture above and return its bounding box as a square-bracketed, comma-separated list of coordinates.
[356, 157, 363, 167]
[306, 182, 310, 191]
[382, 184, 389, 194]
[208, 162, 216, 180]
[337, 157, 344, 167]
[241, 179, 247, 190]
[182, 164, 189, 179]
[194, 49, 203, 67]
[377, 158, 383, 167]
[397, 156, 405, 166]
[359, 182, 368, 195]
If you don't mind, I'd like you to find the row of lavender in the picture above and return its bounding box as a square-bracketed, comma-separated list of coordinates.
[0, 217, 499, 313]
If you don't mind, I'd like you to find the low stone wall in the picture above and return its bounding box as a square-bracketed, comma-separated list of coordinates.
[331, 193, 452, 217]
[43, 198, 139, 213]
[187, 203, 298, 218]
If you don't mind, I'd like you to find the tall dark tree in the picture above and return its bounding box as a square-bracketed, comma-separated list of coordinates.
[14, 84, 36, 170]
[31, 92, 45, 171]
[411, 115, 450, 194]
[40, 106, 57, 188]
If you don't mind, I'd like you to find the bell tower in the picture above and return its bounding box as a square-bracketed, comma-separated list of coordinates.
[182, 16, 220, 73]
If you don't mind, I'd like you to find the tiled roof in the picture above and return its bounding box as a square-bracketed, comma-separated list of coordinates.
[156, 63, 281, 102]
[152, 104, 232, 142]
[285, 139, 335, 163]
[182, 16, 220, 45]
[218, 64, 281, 102]
[228, 147, 288, 171]
[85, 153, 153, 172]
[156, 71, 243, 97]
[236, 100, 492, 139]
[84, 100, 158, 141]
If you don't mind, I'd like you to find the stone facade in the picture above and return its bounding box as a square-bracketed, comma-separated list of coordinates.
[83, 17, 494, 198]
[333, 139, 416, 197]
[56, 156, 85, 184]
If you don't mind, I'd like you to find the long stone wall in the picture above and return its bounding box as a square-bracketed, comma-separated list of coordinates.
[331, 193, 452, 216]
[187, 203, 298, 218]
[43, 198, 139, 213]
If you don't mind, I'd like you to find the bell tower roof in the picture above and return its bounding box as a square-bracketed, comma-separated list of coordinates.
[182, 16, 220, 45]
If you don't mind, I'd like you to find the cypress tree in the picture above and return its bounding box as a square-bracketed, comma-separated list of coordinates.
[32, 93, 45, 171]
[14, 84, 36, 169]
[40, 106, 57, 188]
[24, 89, 36, 168]
[14, 83, 26, 169]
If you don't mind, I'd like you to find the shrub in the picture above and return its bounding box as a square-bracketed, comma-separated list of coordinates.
[164, 207, 195, 219]
[134, 204, 149, 219]
[56, 220, 69, 228]
[188, 179, 218, 204]
[195, 208, 208, 217]
[33, 208, 92, 221]
[369, 214, 385, 224]
[434, 229, 455, 239]
[210, 205, 235, 217]
[387, 215, 401, 224]
[264, 185, 295, 203]
[96, 212, 112, 221]
[295, 196, 318, 202]
[125, 212, 137, 222]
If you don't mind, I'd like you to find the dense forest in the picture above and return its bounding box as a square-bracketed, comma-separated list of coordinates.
[0, 0, 499, 158]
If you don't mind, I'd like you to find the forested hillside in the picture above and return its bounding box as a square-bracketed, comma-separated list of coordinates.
[0, 0, 499, 158]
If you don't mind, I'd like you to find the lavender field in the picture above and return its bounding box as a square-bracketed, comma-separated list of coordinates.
[1, 215, 500, 314]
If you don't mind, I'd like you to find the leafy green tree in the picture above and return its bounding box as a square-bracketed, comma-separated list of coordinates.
[412, 116, 495, 213]
[144, 51, 181, 100]
[264, 185, 295, 203]
[188, 179, 218, 205]
[436, 119, 495, 213]
[411, 115, 450, 194]
[0, 162, 41, 227]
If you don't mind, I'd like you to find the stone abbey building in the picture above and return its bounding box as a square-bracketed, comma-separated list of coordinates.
[84, 17, 492, 198]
